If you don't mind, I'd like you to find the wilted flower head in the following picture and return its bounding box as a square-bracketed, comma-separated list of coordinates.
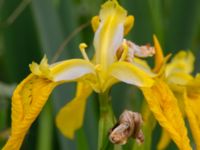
[109, 110, 144, 145]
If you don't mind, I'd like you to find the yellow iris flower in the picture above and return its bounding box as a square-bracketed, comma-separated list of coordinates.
[3, 0, 156, 149]
[133, 45, 198, 150]
[141, 36, 192, 150]
[157, 49, 200, 150]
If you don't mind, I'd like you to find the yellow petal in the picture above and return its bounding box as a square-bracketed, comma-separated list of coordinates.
[3, 57, 96, 150]
[102, 76, 118, 92]
[153, 35, 164, 73]
[184, 92, 200, 149]
[186, 73, 200, 99]
[30, 57, 95, 82]
[91, 16, 100, 32]
[56, 82, 92, 139]
[157, 130, 171, 150]
[3, 75, 58, 150]
[51, 59, 95, 82]
[133, 57, 156, 77]
[167, 72, 193, 86]
[108, 62, 154, 87]
[166, 72, 193, 92]
[94, 0, 127, 69]
[141, 79, 191, 150]
[165, 51, 195, 77]
[124, 15, 134, 35]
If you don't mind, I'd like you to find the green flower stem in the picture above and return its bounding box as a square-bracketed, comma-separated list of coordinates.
[76, 128, 89, 150]
[98, 91, 115, 150]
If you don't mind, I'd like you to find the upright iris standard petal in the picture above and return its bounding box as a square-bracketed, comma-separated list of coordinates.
[3, 57, 95, 150]
[141, 80, 192, 150]
[108, 62, 154, 87]
[91, 16, 100, 32]
[56, 82, 92, 139]
[94, 0, 127, 68]
[124, 15, 134, 35]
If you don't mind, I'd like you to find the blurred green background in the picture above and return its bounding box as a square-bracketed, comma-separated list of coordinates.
[0, 0, 200, 149]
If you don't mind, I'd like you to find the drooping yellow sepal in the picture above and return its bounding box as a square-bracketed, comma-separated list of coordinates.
[3, 56, 96, 150]
[56, 82, 92, 139]
[2, 75, 58, 150]
[141, 79, 192, 150]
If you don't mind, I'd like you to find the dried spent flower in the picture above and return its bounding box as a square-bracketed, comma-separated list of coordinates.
[116, 40, 155, 62]
[109, 110, 144, 145]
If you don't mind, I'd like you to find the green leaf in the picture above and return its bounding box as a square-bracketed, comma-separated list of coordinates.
[30, 0, 76, 149]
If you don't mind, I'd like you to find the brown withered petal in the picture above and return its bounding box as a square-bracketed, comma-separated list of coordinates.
[116, 40, 155, 62]
[109, 110, 144, 145]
